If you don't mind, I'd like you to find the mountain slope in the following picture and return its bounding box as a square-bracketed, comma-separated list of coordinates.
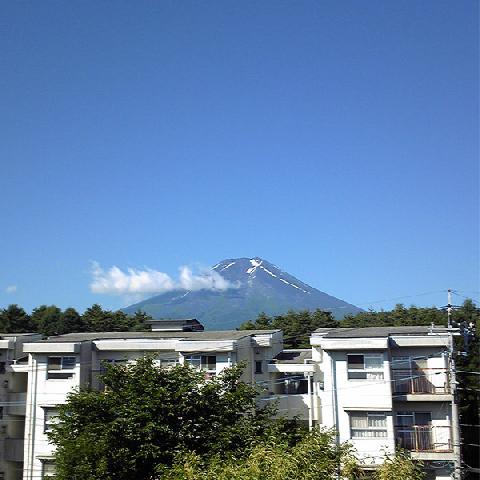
[123, 257, 362, 329]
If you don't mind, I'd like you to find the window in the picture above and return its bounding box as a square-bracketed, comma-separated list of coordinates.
[347, 354, 384, 380]
[43, 407, 59, 432]
[100, 359, 127, 373]
[47, 356, 76, 379]
[0, 472, 4, 480]
[0, 407, 3, 419]
[350, 412, 387, 438]
[185, 355, 216, 372]
[396, 411, 431, 427]
[279, 374, 308, 395]
[392, 356, 428, 370]
[0, 362, 5, 374]
[255, 361, 263, 374]
[156, 354, 179, 368]
[396, 412, 433, 450]
[41, 460, 55, 479]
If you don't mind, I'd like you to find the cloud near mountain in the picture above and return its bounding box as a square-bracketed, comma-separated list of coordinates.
[89, 261, 237, 296]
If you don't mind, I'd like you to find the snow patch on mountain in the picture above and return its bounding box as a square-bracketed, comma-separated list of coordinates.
[220, 262, 236, 271]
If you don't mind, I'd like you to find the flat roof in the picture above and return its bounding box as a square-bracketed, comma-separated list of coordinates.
[271, 349, 312, 364]
[0, 333, 40, 337]
[314, 326, 451, 338]
[148, 318, 200, 322]
[33, 330, 281, 343]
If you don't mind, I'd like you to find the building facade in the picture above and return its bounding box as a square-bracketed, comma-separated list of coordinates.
[0, 325, 461, 480]
[20, 329, 282, 480]
[235, 325, 459, 480]
[0, 334, 43, 480]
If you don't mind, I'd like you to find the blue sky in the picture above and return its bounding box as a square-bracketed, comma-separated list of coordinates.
[0, 0, 478, 314]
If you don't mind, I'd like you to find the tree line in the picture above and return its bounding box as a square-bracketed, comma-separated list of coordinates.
[240, 300, 479, 347]
[0, 304, 152, 337]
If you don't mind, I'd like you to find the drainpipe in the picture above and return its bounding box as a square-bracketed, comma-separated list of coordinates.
[305, 358, 319, 428]
[25, 355, 33, 480]
[26, 355, 38, 480]
[312, 375, 319, 427]
[307, 372, 313, 431]
[31, 356, 38, 480]
[331, 356, 341, 480]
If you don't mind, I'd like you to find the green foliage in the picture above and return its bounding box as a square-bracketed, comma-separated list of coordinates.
[0, 304, 35, 332]
[61, 307, 86, 334]
[161, 430, 363, 480]
[48, 358, 289, 480]
[340, 303, 446, 328]
[0, 304, 151, 337]
[31, 305, 65, 337]
[375, 450, 425, 480]
[240, 309, 338, 348]
[452, 299, 480, 479]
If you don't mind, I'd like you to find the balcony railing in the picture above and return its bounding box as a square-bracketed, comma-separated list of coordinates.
[395, 425, 452, 452]
[392, 369, 450, 395]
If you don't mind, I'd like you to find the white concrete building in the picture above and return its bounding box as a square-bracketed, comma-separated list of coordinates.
[310, 326, 459, 480]
[0, 324, 461, 480]
[19, 329, 282, 480]
[0, 334, 42, 480]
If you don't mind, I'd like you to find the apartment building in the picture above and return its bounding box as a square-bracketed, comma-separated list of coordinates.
[0, 334, 43, 480]
[0, 324, 461, 480]
[310, 326, 459, 480]
[19, 329, 282, 480]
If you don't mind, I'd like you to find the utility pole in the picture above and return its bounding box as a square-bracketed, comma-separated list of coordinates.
[447, 288, 453, 328]
[448, 289, 462, 479]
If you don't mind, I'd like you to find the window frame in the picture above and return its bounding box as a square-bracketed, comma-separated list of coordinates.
[41, 459, 55, 479]
[43, 406, 59, 433]
[279, 373, 309, 395]
[396, 411, 432, 427]
[184, 355, 217, 373]
[347, 353, 384, 380]
[350, 411, 388, 439]
[47, 356, 76, 380]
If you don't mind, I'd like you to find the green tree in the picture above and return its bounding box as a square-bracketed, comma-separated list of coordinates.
[129, 310, 153, 331]
[0, 304, 34, 332]
[60, 307, 86, 334]
[375, 451, 425, 480]
[340, 304, 446, 328]
[31, 305, 63, 337]
[49, 359, 284, 480]
[452, 299, 480, 480]
[162, 430, 363, 480]
[82, 304, 118, 332]
[240, 309, 338, 348]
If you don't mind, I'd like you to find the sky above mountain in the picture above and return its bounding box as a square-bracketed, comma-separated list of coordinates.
[0, 1, 478, 314]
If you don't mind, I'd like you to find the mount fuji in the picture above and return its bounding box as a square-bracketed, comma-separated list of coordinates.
[123, 257, 362, 329]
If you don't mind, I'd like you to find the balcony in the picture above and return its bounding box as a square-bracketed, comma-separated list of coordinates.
[7, 392, 26, 416]
[392, 369, 450, 398]
[395, 425, 452, 453]
[4, 438, 24, 462]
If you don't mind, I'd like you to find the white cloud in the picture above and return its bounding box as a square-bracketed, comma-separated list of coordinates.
[5, 285, 17, 294]
[90, 262, 238, 296]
